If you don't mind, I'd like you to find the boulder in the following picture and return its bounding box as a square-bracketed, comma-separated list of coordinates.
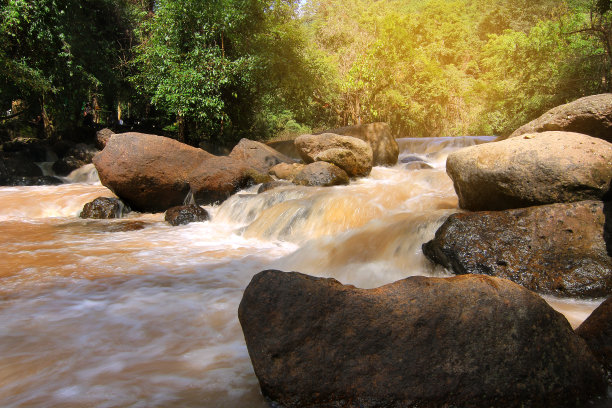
[509, 94, 612, 143]
[268, 162, 305, 181]
[239, 270, 606, 408]
[0, 152, 43, 185]
[80, 197, 130, 219]
[164, 204, 210, 226]
[266, 140, 301, 160]
[292, 161, 349, 187]
[294, 133, 373, 177]
[229, 138, 296, 174]
[93, 133, 255, 212]
[422, 200, 612, 298]
[576, 297, 612, 384]
[52, 143, 98, 176]
[95, 128, 114, 150]
[446, 131, 612, 211]
[2, 137, 50, 161]
[321, 122, 399, 166]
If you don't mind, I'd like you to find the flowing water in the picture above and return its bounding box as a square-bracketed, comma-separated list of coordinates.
[0, 136, 606, 407]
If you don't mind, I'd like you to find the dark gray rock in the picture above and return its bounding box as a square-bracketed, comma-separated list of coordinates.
[576, 297, 612, 384]
[422, 200, 612, 298]
[239, 270, 606, 408]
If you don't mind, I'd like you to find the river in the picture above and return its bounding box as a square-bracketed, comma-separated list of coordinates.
[0, 136, 604, 407]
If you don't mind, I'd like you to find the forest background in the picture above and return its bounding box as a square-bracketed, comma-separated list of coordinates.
[1, 0, 611, 148]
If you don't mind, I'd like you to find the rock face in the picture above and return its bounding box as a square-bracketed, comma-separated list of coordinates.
[239, 270, 606, 408]
[93, 133, 255, 212]
[294, 133, 373, 177]
[292, 161, 349, 187]
[164, 204, 210, 226]
[510, 94, 612, 143]
[229, 138, 296, 174]
[80, 197, 130, 219]
[52, 143, 98, 176]
[422, 200, 612, 298]
[576, 297, 612, 383]
[322, 122, 399, 166]
[446, 131, 612, 211]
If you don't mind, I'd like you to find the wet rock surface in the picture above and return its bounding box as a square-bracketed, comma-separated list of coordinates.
[321, 122, 399, 166]
[93, 133, 255, 212]
[509, 93, 612, 143]
[576, 297, 612, 384]
[446, 131, 612, 211]
[239, 270, 606, 408]
[292, 161, 349, 187]
[80, 197, 130, 219]
[422, 200, 612, 298]
[164, 204, 210, 226]
[295, 133, 373, 177]
[3, 175, 63, 186]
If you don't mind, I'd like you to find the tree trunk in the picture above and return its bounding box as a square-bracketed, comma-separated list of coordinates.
[177, 112, 185, 143]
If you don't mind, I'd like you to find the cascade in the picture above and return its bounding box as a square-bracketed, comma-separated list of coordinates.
[0, 136, 606, 407]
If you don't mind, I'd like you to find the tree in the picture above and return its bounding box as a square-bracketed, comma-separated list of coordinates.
[0, 0, 139, 139]
[131, 0, 312, 145]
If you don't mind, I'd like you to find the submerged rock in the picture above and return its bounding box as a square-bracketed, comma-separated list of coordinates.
[257, 180, 293, 193]
[422, 200, 612, 298]
[93, 133, 256, 212]
[321, 122, 399, 166]
[446, 131, 612, 211]
[295, 133, 373, 177]
[510, 93, 612, 143]
[229, 138, 296, 174]
[80, 197, 130, 219]
[239, 270, 606, 408]
[164, 204, 210, 226]
[292, 161, 349, 187]
[576, 297, 612, 384]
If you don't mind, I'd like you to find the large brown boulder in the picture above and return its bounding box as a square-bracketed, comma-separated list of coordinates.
[321, 122, 399, 166]
[422, 200, 612, 298]
[292, 161, 349, 186]
[294, 133, 373, 177]
[93, 133, 255, 212]
[509, 94, 612, 142]
[446, 131, 612, 211]
[239, 270, 606, 408]
[576, 297, 612, 384]
[229, 138, 296, 174]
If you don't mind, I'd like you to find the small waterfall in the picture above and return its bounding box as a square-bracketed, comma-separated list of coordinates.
[63, 163, 101, 184]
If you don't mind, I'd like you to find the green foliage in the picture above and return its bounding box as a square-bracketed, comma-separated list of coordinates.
[131, 0, 314, 145]
[0, 0, 139, 136]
